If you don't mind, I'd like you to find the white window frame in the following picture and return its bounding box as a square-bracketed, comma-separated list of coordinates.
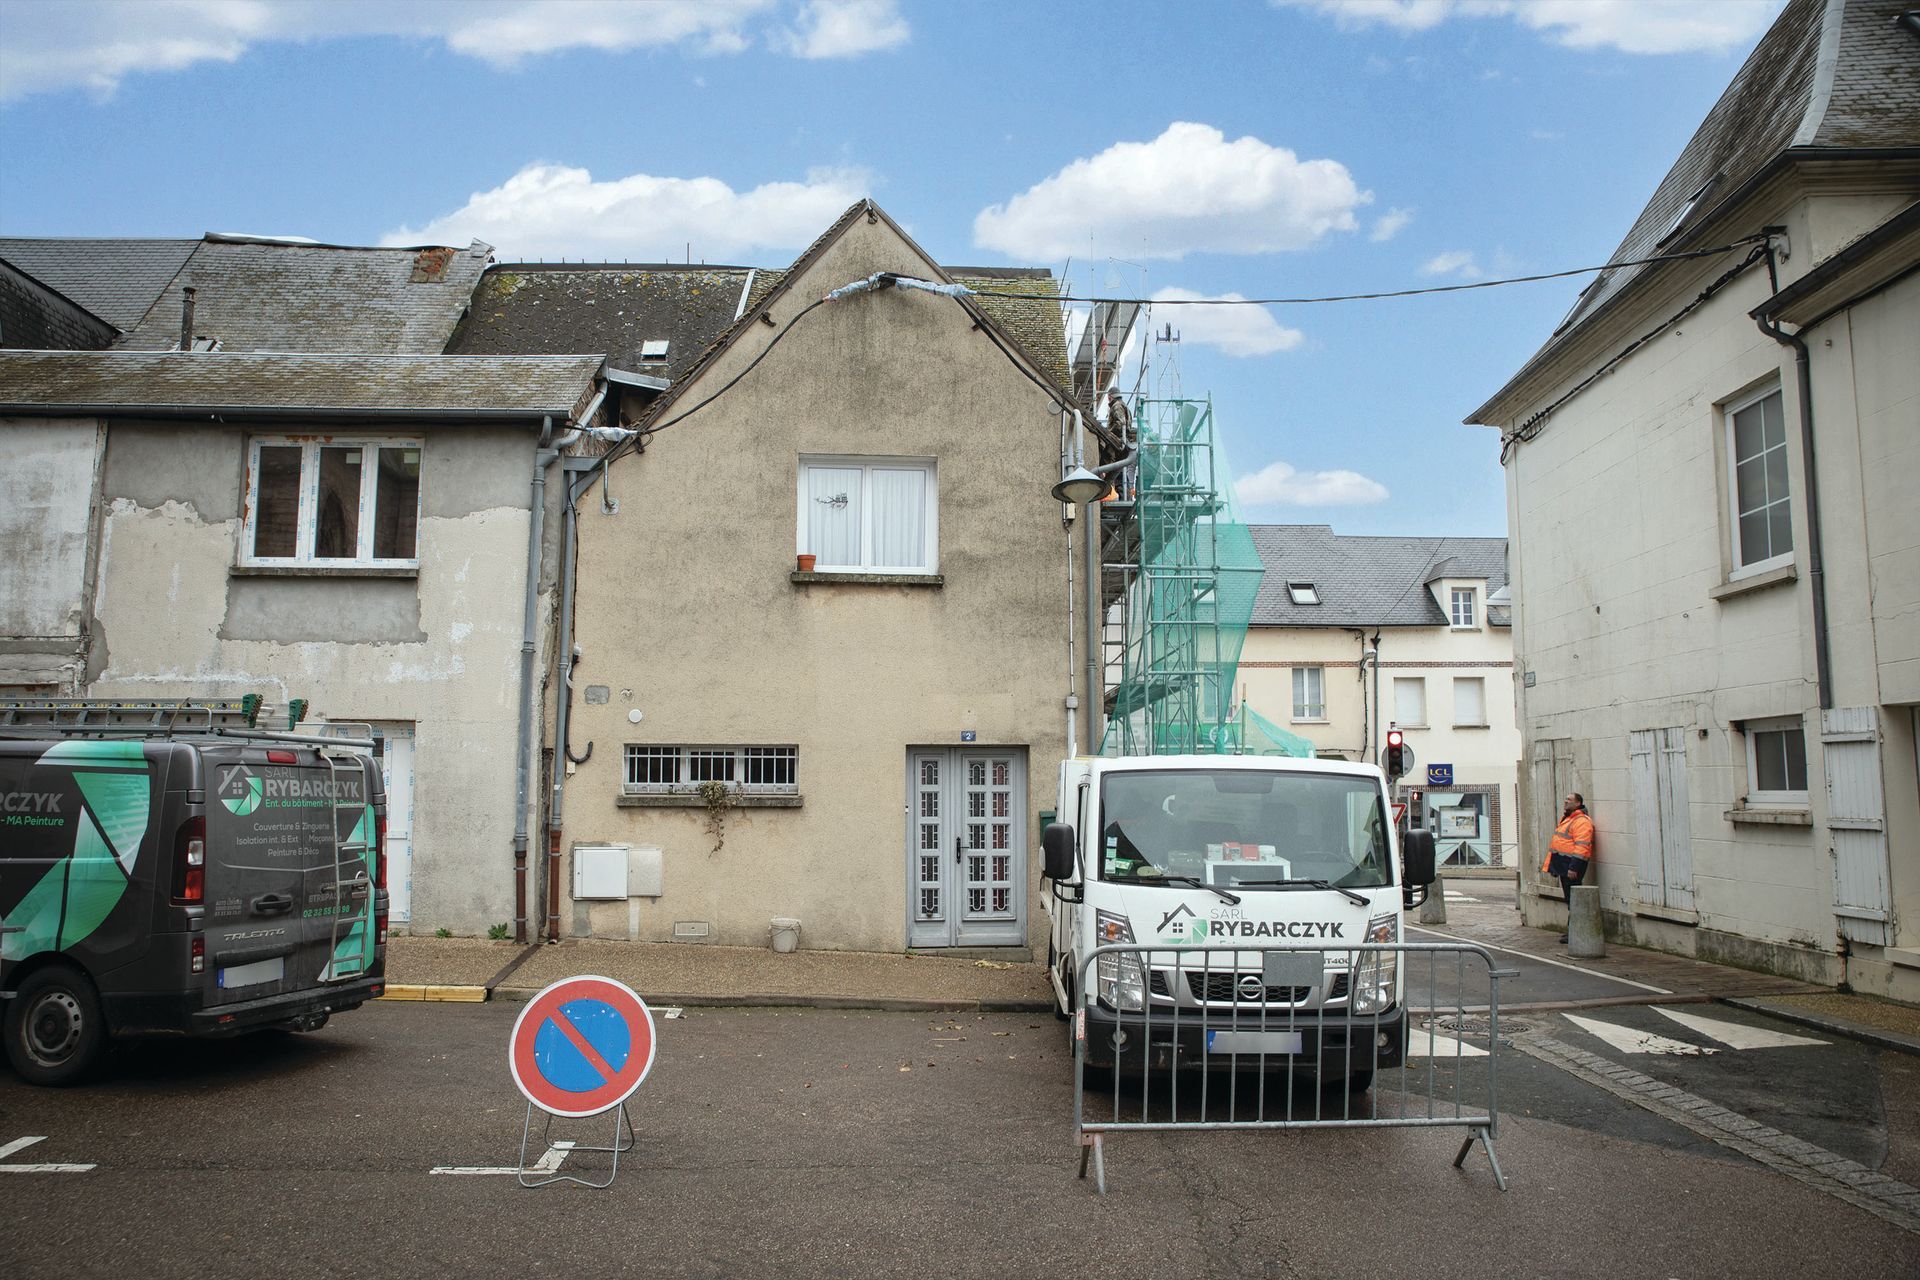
[1393, 677, 1427, 728]
[1291, 666, 1325, 721]
[1287, 581, 1319, 606]
[797, 455, 938, 574]
[1723, 384, 1793, 580]
[241, 437, 423, 568]
[1742, 716, 1809, 807]
[622, 745, 798, 796]
[1452, 676, 1487, 728]
[1449, 587, 1477, 629]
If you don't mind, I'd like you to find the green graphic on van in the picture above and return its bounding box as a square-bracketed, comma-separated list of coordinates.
[0, 740, 151, 965]
[218, 765, 263, 815]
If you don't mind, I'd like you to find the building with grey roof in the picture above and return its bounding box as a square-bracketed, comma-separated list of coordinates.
[0, 237, 197, 332]
[1468, 0, 1920, 997]
[1240, 525, 1517, 869]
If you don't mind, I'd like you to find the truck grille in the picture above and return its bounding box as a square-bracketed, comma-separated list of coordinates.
[1148, 972, 1351, 1004]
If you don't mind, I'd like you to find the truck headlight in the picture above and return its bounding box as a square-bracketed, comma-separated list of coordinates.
[1351, 911, 1398, 1015]
[1094, 910, 1145, 1012]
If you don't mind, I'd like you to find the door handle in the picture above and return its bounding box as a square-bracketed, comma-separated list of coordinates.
[252, 892, 293, 915]
[954, 835, 961, 865]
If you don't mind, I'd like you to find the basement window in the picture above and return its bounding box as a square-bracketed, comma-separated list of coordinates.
[241, 437, 421, 568]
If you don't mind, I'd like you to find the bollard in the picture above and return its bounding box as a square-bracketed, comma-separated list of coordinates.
[1567, 884, 1605, 958]
[1418, 877, 1448, 925]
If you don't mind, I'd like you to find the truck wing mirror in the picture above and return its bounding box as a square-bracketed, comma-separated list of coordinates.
[1401, 829, 1436, 889]
[1041, 823, 1078, 882]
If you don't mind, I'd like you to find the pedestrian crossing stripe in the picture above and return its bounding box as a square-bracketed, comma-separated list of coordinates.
[1564, 1013, 1718, 1056]
[1652, 1007, 1827, 1050]
[1407, 1029, 1488, 1059]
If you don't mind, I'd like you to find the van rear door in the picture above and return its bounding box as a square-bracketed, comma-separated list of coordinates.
[202, 748, 376, 1004]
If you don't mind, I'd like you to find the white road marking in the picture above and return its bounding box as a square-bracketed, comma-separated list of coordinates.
[1442, 892, 1479, 903]
[1653, 1007, 1828, 1050]
[1565, 1013, 1717, 1056]
[431, 1140, 574, 1176]
[1407, 1029, 1489, 1059]
[1406, 924, 1674, 995]
[0, 1136, 95, 1174]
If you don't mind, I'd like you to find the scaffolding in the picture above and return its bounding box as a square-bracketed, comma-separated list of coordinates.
[1097, 397, 1311, 758]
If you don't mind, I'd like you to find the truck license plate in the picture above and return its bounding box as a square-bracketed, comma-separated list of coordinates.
[1206, 1030, 1303, 1056]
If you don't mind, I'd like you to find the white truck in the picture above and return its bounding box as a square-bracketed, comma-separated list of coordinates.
[1041, 753, 1436, 1091]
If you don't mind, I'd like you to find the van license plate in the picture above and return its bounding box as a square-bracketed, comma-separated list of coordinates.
[1206, 1030, 1303, 1056]
[218, 957, 286, 989]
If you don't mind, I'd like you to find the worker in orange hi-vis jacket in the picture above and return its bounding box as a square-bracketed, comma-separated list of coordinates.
[1542, 793, 1595, 945]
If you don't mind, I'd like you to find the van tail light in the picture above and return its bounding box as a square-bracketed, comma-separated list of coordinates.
[266, 749, 296, 764]
[173, 815, 206, 904]
[375, 912, 388, 947]
[374, 813, 387, 891]
[190, 936, 206, 975]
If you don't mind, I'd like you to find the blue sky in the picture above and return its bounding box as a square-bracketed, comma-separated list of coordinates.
[0, 0, 1786, 537]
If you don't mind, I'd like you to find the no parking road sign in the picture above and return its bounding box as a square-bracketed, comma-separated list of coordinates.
[510, 976, 658, 1119]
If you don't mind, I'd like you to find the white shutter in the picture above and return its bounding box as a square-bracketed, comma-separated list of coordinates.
[1823, 707, 1892, 945]
[806, 466, 862, 567]
[869, 467, 927, 570]
[1453, 677, 1485, 726]
[1656, 727, 1695, 911]
[1394, 677, 1425, 726]
[1628, 730, 1663, 907]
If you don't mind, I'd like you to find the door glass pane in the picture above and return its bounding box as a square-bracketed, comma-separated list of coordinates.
[806, 466, 862, 566]
[315, 446, 362, 558]
[373, 446, 420, 560]
[252, 445, 302, 558]
[870, 468, 927, 569]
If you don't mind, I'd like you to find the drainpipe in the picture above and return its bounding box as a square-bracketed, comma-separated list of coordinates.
[1753, 247, 1834, 710]
[513, 416, 559, 943]
[546, 462, 591, 943]
[1370, 631, 1383, 766]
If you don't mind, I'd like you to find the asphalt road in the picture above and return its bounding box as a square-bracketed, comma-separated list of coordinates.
[4, 999, 1917, 1280]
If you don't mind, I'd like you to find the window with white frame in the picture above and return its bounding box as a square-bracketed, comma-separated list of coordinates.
[1726, 386, 1792, 575]
[1287, 581, 1319, 606]
[1453, 676, 1486, 727]
[1450, 588, 1476, 628]
[1393, 677, 1427, 727]
[1742, 717, 1808, 806]
[623, 745, 798, 795]
[243, 438, 421, 567]
[798, 456, 937, 573]
[1291, 666, 1325, 720]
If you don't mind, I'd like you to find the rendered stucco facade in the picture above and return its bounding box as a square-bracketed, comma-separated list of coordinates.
[558, 211, 1082, 953]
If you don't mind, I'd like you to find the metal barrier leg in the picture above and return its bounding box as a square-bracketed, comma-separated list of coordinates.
[1453, 1126, 1508, 1192]
[1077, 1132, 1106, 1195]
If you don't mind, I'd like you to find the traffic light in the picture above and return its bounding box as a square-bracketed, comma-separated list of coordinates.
[1384, 728, 1407, 781]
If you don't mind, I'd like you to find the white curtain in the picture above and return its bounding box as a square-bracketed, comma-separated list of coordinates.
[806, 466, 862, 566]
[869, 467, 927, 569]
[1394, 677, 1426, 726]
[1453, 677, 1485, 726]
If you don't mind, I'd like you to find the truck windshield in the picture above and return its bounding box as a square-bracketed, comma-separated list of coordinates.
[1098, 769, 1391, 890]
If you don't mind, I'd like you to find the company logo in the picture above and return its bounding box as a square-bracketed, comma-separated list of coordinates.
[218, 765, 263, 816]
[1157, 903, 1208, 945]
[1237, 974, 1265, 1000]
[1, 791, 63, 814]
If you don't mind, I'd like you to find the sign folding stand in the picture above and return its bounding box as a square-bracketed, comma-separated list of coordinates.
[507, 975, 658, 1191]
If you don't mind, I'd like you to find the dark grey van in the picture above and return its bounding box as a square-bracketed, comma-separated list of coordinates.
[1, 707, 387, 1084]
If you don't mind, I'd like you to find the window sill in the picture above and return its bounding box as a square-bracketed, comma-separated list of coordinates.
[232, 564, 418, 579]
[1709, 563, 1796, 601]
[1725, 804, 1813, 827]
[1290, 717, 1329, 725]
[1634, 902, 1699, 926]
[617, 793, 803, 809]
[1452, 723, 1491, 730]
[791, 571, 943, 587]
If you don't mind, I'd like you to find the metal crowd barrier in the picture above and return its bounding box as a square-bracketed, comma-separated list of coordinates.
[1073, 941, 1515, 1194]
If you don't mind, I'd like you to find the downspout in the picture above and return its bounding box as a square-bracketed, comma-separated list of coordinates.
[1753, 240, 1833, 710]
[1370, 630, 1383, 766]
[513, 415, 571, 944]
[1350, 629, 1370, 761]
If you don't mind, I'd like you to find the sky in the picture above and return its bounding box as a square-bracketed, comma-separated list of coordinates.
[0, 0, 1788, 538]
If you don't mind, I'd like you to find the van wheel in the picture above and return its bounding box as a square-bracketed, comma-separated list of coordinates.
[1346, 1069, 1375, 1094]
[4, 967, 109, 1086]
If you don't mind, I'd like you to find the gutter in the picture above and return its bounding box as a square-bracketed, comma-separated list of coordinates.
[0, 403, 584, 423]
[1751, 239, 1833, 711]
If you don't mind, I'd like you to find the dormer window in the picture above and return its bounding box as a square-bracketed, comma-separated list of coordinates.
[1287, 581, 1319, 606]
[639, 339, 670, 362]
[1450, 587, 1477, 628]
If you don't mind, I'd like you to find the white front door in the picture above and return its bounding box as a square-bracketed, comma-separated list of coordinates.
[907, 749, 1026, 948]
[370, 723, 415, 923]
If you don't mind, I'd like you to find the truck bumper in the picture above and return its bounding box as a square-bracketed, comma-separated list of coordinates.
[105, 974, 386, 1038]
[1082, 1002, 1407, 1076]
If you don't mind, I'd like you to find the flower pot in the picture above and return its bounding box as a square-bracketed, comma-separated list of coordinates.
[796, 554, 816, 573]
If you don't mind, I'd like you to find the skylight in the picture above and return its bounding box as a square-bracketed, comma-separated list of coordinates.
[1287, 581, 1319, 606]
[639, 339, 670, 361]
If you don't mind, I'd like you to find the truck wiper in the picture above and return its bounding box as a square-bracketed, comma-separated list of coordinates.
[1109, 871, 1241, 905]
[1232, 877, 1368, 907]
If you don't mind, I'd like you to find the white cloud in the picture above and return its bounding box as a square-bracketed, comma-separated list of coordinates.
[973, 122, 1369, 262]
[381, 162, 869, 261]
[1150, 289, 1303, 358]
[0, 0, 907, 102]
[1277, 0, 1783, 55]
[1370, 207, 1414, 242]
[1236, 460, 1390, 507]
[1419, 249, 1482, 278]
[773, 0, 910, 59]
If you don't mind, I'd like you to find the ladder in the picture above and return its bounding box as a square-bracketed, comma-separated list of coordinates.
[319, 743, 378, 982]
[0, 697, 376, 750]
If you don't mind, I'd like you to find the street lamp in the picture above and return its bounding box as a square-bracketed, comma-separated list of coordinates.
[1050, 465, 1108, 505]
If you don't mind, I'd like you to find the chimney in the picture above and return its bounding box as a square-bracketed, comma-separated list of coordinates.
[178, 286, 197, 351]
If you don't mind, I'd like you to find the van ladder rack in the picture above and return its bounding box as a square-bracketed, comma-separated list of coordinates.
[0, 698, 374, 750]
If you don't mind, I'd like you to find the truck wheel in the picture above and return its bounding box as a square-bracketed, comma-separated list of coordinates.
[4, 967, 109, 1086]
[1346, 1069, 1375, 1094]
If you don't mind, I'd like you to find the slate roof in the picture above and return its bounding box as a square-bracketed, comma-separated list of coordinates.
[1249, 525, 1509, 628]
[0, 261, 118, 351]
[444, 259, 1072, 390]
[115, 237, 493, 354]
[0, 351, 603, 420]
[1470, 0, 1920, 424]
[0, 237, 196, 330]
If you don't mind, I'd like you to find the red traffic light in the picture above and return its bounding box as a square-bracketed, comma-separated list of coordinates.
[1387, 729, 1404, 748]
